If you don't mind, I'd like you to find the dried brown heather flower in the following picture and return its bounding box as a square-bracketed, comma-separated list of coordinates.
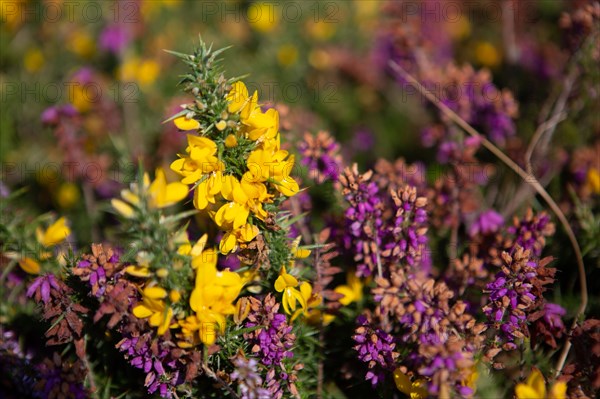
[93, 279, 137, 329]
[373, 158, 427, 193]
[27, 275, 89, 358]
[445, 254, 488, 295]
[559, 1, 600, 52]
[313, 228, 343, 308]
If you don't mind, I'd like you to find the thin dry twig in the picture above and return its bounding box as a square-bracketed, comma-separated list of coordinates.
[201, 363, 239, 399]
[388, 61, 588, 376]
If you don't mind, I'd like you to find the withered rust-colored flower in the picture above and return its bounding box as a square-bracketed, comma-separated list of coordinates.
[73, 243, 122, 297]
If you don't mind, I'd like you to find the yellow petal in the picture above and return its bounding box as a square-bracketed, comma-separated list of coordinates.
[393, 368, 412, 395]
[226, 81, 249, 114]
[40, 217, 71, 247]
[238, 224, 259, 242]
[157, 308, 173, 335]
[299, 281, 313, 301]
[163, 182, 189, 205]
[193, 181, 209, 210]
[334, 285, 355, 306]
[124, 265, 151, 277]
[274, 276, 287, 292]
[144, 286, 168, 299]
[527, 369, 546, 398]
[111, 199, 135, 218]
[294, 248, 311, 259]
[219, 233, 237, 255]
[18, 257, 41, 275]
[549, 382, 567, 399]
[174, 116, 200, 131]
[515, 384, 541, 399]
[133, 304, 153, 318]
[199, 321, 218, 345]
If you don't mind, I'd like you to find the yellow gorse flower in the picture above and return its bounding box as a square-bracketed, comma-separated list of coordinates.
[111, 168, 188, 218]
[394, 369, 429, 399]
[16, 216, 71, 274]
[586, 167, 600, 194]
[334, 271, 363, 306]
[274, 265, 308, 315]
[515, 368, 567, 399]
[133, 286, 174, 336]
[180, 244, 245, 346]
[36, 217, 71, 248]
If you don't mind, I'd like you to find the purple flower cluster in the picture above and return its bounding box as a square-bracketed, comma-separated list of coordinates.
[27, 274, 61, 304]
[508, 210, 554, 257]
[416, 335, 475, 397]
[483, 248, 538, 350]
[117, 333, 183, 398]
[468, 210, 504, 237]
[382, 186, 428, 268]
[99, 24, 130, 54]
[243, 295, 297, 399]
[74, 244, 122, 297]
[340, 166, 430, 276]
[298, 131, 343, 183]
[352, 315, 398, 386]
[230, 356, 271, 399]
[41, 104, 78, 126]
[245, 306, 294, 366]
[339, 165, 383, 277]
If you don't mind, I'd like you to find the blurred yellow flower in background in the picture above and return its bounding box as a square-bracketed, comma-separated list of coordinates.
[119, 57, 160, 88]
[0, 0, 27, 31]
[586, 168, 600, 194]
[68, 30, 96, 59]
[56, 182, 80, 209]
[24, 48, 44, 73]
[475, 41, 501, 67]
[446, 18, 472, 40]
[334, 271, 363, 306]
[247, 2, 278, 33]
[15, 216, 71, 275]
[306, 20, 336, 41]
[36, 217, 71, 248]
[277, 44, 299, 67]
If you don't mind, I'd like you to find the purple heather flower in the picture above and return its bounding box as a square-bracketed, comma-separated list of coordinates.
[99, 24, 130, 54]
[41, 104, 78, 126]
[542, 303, 566, 331]
[246, 312, 294, 366]
[352, 315, 398, 386]
[27, 274, 61, 304]
[231, 356, 271, 399]
[468, 210, 504, 237]
[117, 334, 183, 398]
[508, 210, 554, 257]
[340, 166, 383, 276]
[483, 249, 540, 349]
[298, 131, 343, 183]
[351, 128, 375, 153]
